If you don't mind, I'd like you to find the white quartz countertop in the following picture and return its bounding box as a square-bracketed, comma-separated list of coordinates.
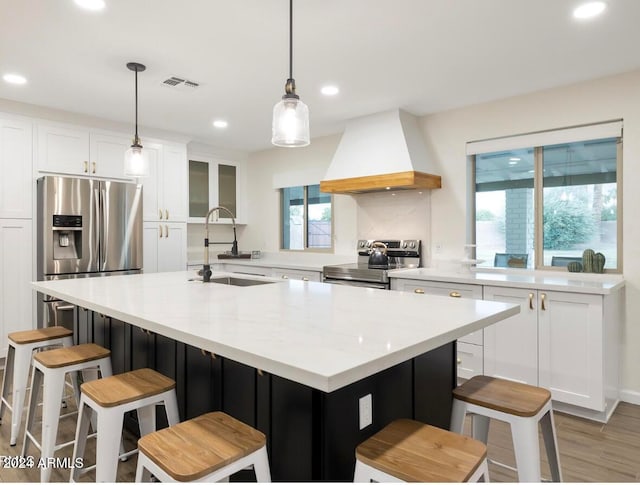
[389, 268, 625, 295]
[32, 271, 519, 392]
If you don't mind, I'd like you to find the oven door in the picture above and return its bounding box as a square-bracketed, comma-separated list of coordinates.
[323, 278, 389, 290]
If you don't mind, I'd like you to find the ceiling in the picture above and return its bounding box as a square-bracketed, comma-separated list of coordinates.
[1, 0, 640, 153]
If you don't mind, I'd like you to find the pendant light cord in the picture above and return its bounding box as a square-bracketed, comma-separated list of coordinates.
[134, 68, 139, 142]
[289, 0, 293, 80]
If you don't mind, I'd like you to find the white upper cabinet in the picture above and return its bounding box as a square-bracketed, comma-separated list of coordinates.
[0, 117, 33, 218]
[37, 123, 133, 180]
[142, 143, 187, 222]
[188, 156, 245, 224]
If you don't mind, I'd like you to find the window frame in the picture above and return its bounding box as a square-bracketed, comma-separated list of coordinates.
[469, 135, 623, 273]
[279, 184, 334, 253]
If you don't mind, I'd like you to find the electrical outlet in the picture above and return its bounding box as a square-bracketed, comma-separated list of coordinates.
[435, 242, 443, 254]
[359, 394, 372, 430]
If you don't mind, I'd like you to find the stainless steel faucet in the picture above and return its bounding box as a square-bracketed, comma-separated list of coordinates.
[201, 206, 238, 282]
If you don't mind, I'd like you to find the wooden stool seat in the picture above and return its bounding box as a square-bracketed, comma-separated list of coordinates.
[355, 419, 488, 482]
[138, 411, 267, 482]
[80, 368, 176, 408]
[453, 375, 551, 417]
[33, 342, 110, 369]
[8, 326, 72, 345]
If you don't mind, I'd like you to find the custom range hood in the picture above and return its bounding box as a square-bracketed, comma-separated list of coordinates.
[320, 109, 441, 194]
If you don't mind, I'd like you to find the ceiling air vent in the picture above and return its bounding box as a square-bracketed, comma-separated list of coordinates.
[161, 76, 200, 91]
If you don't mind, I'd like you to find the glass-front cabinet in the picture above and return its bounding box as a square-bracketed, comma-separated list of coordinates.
[188, 156, 245, 223]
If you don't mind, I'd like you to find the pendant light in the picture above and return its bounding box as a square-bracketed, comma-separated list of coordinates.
[271, 0, 310, 147]
[124, 62, 149, 177]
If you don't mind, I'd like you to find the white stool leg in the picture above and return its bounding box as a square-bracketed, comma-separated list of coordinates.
[471, 414, 491, 444]
[137, 404, 157, 436]
[134, 451, 154, 482]
[540, 410, 562, 482]
[252, 446, 272, 482]
[162, 390, 180, 426]
[40, 368, 66, 483]
[71, 395, 93, 482]
[9, 344, 33, 446]
[0, 345, 16, 440]
[353, 459, 369, 483]
[468, 458, 490, 482]
[511, 416, 541, 482]
[21, 366, 43, 458]
[450, 398, 467, 434]
[95, 407, 124, 482]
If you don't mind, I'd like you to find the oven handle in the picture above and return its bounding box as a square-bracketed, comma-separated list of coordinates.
[323, 278, 388, 290]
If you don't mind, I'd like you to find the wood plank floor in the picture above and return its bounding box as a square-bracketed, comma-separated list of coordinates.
[1, 367, 639, 482]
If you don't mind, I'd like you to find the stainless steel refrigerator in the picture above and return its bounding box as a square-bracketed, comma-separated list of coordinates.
[37, 176, 143, 329]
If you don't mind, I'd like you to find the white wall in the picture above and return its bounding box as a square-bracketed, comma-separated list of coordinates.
[420, 69, 640, 401]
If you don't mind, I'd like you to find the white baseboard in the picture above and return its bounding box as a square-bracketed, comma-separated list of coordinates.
[619, 389, 640, 406]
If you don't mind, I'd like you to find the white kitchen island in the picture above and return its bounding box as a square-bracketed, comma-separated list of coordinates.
[33, 270, 519, 481]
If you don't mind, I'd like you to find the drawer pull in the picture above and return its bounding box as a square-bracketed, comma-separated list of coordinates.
[529, 292, 534, 310]
[83, 161, 88, 173]
[414, 288, 425, 294]
[165, 225, 169, 238]
[159, 225, 163, 238]
[165, 209, 169, 220]
[541, 293, 547, 311]
[159, 209, 163, 220]
[92, 161, 96, 174]
[302, 277, 309, 281]
[281, 275, 289, 279]
[449, 291, 461, 298]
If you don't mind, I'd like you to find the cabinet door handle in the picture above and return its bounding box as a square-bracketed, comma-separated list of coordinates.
[159, 209, 163, 220]
[159, 225, 163, 238]
[449, 291, 461, 298]
[529, 292, 534, 310]
[83, 161, 88, 173]
[165, 209, 169, 220]
[302, 277, 309, 281]
[414, 288, 425, 294]
[281, 275, 289, 279]
[541, 293, 546, 311]
[165, 225, 169, 238]
[92, 161, 96, 174]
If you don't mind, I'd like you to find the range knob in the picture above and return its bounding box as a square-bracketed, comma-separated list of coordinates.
[359, 241, 366, 248]
[402, 242, 408, 249]
[365, 241, 372, 248]
[409, 241, 416, 249]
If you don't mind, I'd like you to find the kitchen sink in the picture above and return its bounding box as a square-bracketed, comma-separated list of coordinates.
[190, 276, 274, 286]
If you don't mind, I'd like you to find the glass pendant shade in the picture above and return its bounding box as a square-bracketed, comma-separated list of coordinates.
[124, 144, 149, 177]
[272, 96, 310, 147]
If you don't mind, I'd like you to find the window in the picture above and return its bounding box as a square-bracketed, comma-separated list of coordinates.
[281, 184, 332, 250]
[471, 123, 621, 272]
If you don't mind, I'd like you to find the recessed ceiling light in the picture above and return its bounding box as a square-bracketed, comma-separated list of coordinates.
[509, 161, 518, 165]
[573, 1, 606, 19]
[321, 85, 339, 96]
[74, 0, 106, 10]
[213, 120, 228, 129]
[509, 157, 521, 161]
[3, 73, 27, 85]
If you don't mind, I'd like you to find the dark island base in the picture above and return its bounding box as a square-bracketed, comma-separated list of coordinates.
[75, 308, 456, 481]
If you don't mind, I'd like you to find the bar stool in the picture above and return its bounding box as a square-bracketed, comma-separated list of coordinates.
[22, 343, 112, 482]
[1, 326, 73, 446]
[71, 367, 180, 482]
[354, 419, 489, 482]
[135, 411, 271, 482]
[450, 375, 562, 482]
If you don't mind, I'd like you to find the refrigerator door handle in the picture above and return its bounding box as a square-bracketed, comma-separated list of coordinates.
[100, 185, 108, 271]
[91, 183, 101, 271]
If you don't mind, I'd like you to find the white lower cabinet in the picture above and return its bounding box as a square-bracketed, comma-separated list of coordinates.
[483, 286, 539, 385]
[0, 219, 33, 358]
[390, 278, 484, 379]
[220, 263, 271, 277]
[143, 222, 186, 273]
[538, 290, 606, 412]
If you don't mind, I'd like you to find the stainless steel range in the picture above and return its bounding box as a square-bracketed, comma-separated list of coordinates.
[323, 239, 421, 289]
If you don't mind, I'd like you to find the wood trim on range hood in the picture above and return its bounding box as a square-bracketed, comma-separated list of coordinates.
[320, 170, 441, 194]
